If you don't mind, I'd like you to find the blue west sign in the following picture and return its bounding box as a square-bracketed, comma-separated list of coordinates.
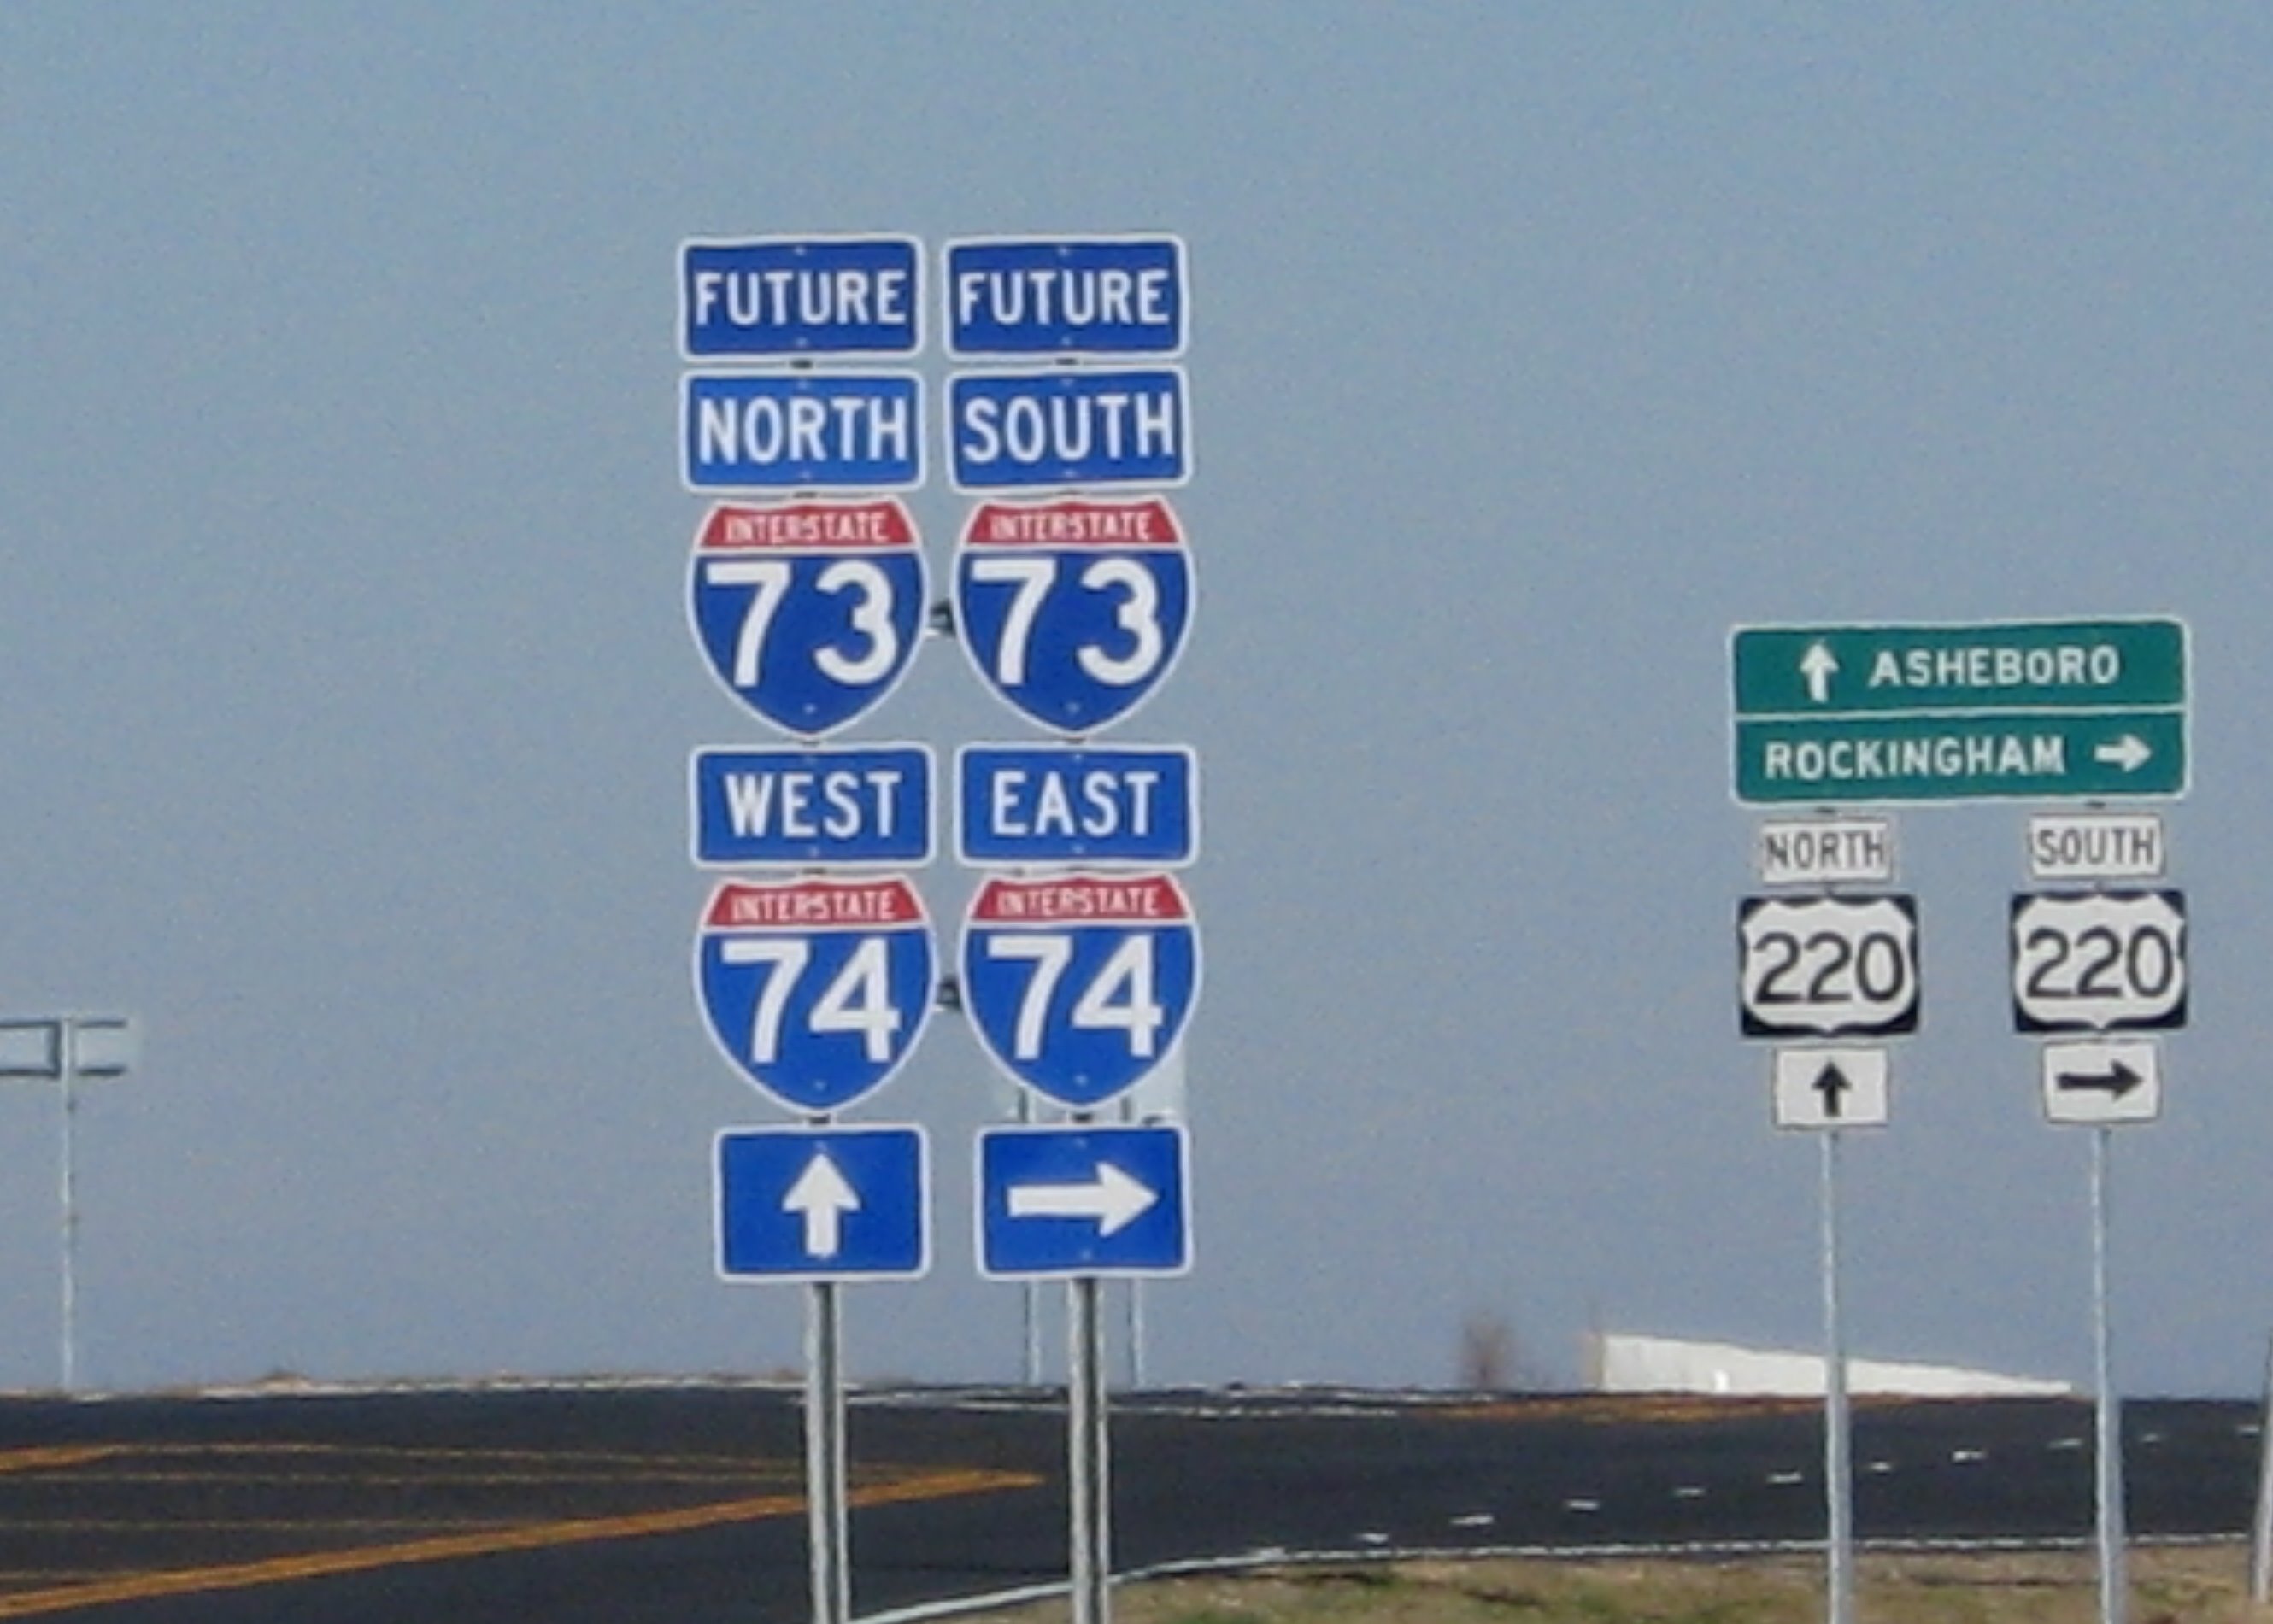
[690, 744, 933, 869]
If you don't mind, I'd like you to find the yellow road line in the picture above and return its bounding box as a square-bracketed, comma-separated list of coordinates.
[0, 1449, 126, 1476]
[0, 1465, 1039, 1618]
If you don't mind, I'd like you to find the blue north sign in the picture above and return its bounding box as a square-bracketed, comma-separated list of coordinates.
[683, 372, 923, 492]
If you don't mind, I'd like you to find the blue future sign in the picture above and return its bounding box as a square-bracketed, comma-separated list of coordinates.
[958, 744, 1195, 868]
[691, 744, 933, 869]
[681, 236, 922, 359]
[944, 236, 1186, 359]
[961, 873, 1200, 1109]
[717, 1125, 928, 1281]
[683, 372, 923, 492]
[954, 498, 1193, 735]
[695, 876, 935, 1114]
[978, 1124, 1190, 1280]
[686, 501, 926, 737]
[947, 368, 1189, 492]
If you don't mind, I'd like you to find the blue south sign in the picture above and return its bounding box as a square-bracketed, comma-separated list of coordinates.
[696, 876, 936, 1114]
[954, 497, 1193, 735]
[681, 236, 921, 359]
[960, 872, 1200, 1110]
[944, 236, 1185, 359]
[683, 372, 923, 492]
[687, 501, 926, 737]
[947, 367, 1189, 492]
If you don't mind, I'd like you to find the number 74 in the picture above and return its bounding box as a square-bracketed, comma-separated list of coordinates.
[984, 933, 1164, 1060]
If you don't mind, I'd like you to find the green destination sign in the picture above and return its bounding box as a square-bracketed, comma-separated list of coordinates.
[1730, 618, 2188, 806]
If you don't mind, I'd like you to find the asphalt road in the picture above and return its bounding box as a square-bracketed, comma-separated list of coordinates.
[0, 1384, 2252, 1621]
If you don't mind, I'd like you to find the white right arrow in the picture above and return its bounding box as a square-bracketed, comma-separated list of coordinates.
[1800, 640, 1839, 705]
[1007, 1163, 1158, 1237]
[2093, 734, 2152, 772]
[784, 1152, 860, 1258]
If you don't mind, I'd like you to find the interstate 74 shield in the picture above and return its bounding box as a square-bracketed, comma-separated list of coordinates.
[696, 876, 935, 1114]
[960, 872, 1200, 1110]
[688, 500, 925, 738]
[954, 498, 1192, 736]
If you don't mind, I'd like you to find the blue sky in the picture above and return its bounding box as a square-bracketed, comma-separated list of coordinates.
[3, 5, 2272, 1394]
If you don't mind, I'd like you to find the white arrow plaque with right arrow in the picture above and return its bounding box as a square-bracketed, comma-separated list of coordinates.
[2041, 1039, 2161, 1125]
[1771, 1046, 1889, 1130]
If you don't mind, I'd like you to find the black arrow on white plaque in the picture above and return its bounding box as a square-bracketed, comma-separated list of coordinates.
[1811, 1061, 1853, 1119]
[2054, 1058, 2145, 1099]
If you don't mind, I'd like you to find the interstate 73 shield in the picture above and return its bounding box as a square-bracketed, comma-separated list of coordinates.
[696, 876, 935, 1114]
[954, 497, 1192, 736]
[688, 500, 925, 738]
[960, 872, 1200, 1110]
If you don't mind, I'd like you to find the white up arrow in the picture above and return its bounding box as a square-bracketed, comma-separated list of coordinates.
[1007, 1163, 1158, 1236]
[2093, 734, 2153, 773]
[784, 1152, 860, 1258]
[1800, 641, 1839, 705]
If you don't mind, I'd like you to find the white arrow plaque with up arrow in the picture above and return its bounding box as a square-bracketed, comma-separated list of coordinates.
[1771, 1047, 1890, 1130]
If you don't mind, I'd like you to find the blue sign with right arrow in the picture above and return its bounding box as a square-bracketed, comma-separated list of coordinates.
[977, 1124, 1189, 1280]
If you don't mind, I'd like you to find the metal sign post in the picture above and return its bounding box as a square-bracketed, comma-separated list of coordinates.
[1819, 1127, 1853, 1624]
[0, 1015, 138, 1393]
[2089, 1125, 2127, 1624]
[805, 1276, 850, 1624]
[1067, 1269, 1110, 1624]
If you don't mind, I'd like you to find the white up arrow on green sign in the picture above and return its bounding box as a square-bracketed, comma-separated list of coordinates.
[1730, 618, 2188, 806]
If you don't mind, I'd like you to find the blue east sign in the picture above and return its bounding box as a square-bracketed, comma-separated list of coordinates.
[958, 744, 1195, 868]
[681, 236, 921, 359]
[947, 367, 1188, 491]
[944, 236, 1185, 359]
[691, 744, 933, 869]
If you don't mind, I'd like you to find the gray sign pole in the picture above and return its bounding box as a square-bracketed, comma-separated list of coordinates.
[804, 1277, 850, 1624]
[1820, 1125, 1854, 1624]
[2250, 1331, 2273, 1603]
[2089, 1124, 2128, 1624]
[59, 1061, 80, 1392]
[1067, 1272, 1111, 1624]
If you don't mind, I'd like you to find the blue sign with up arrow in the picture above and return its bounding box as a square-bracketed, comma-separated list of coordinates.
[977, 1124, 1189, 1280]
[717, 1125, 929, 1281]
